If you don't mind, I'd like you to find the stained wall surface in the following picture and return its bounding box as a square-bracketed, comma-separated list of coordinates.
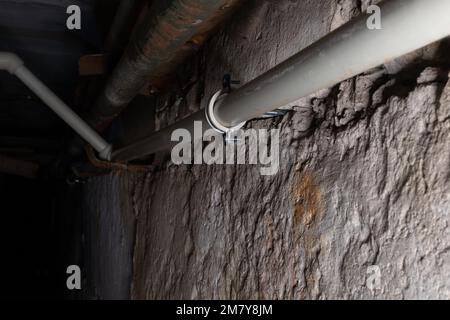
[79, 0, 450, 299]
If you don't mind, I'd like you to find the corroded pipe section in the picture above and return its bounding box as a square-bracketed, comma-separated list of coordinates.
[89, 0, 241, 128]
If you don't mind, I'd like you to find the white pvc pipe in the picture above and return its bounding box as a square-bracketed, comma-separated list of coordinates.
[0, 52, 112, 160]
[215, 0, 450, 127]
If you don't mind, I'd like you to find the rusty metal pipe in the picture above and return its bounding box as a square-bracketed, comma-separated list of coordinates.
[105, 0, 140, 53]
[88, 0, 241, 128]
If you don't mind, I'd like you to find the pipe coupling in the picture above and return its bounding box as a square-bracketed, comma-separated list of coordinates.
[98, 144, 113, 161]
[0, 52, 24, 74]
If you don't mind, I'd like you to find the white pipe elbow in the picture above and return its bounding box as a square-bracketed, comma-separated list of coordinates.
[0, 52, 24, 74]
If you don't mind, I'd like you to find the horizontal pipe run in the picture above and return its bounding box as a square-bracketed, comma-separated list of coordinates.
[215, 0, 450, 127]
[88, 0, 241, 128]
[112, 110, 207, 161]
[0, 52, 112, 160]
[112, 0, 450, 162]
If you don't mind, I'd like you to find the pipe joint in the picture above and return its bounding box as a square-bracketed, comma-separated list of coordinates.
[0, 52, 24, 74]
[98, 144, 113, 161]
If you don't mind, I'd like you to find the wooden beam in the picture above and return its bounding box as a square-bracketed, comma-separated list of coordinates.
[0, 154, 39, 179]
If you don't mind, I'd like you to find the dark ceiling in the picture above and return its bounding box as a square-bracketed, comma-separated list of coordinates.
[0, 0, 105, 167]
[0, 1, 117, 297]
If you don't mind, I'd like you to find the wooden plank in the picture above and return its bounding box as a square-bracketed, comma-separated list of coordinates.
[0, 154, 39, 179]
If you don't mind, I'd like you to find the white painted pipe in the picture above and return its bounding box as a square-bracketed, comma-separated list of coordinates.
[0, 52, 112, 160]
[216, 0, 450, 127]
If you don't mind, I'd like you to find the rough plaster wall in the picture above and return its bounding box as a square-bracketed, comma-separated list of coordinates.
[81, 0, 450, 299]
[80, 174, 135, 299]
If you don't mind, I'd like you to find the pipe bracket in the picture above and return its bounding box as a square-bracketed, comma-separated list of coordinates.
[205, 89, 246, 136]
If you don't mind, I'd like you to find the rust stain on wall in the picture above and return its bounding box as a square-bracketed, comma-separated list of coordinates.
[292, 172, 323, 227]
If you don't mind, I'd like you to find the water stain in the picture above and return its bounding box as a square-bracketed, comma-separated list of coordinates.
[292, 172, 322, 227]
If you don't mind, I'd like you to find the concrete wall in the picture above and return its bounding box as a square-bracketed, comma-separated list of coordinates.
[80, 0, 450, 299]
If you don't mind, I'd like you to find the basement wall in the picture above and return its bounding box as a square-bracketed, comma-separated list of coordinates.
[78, 0, 450, 299]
